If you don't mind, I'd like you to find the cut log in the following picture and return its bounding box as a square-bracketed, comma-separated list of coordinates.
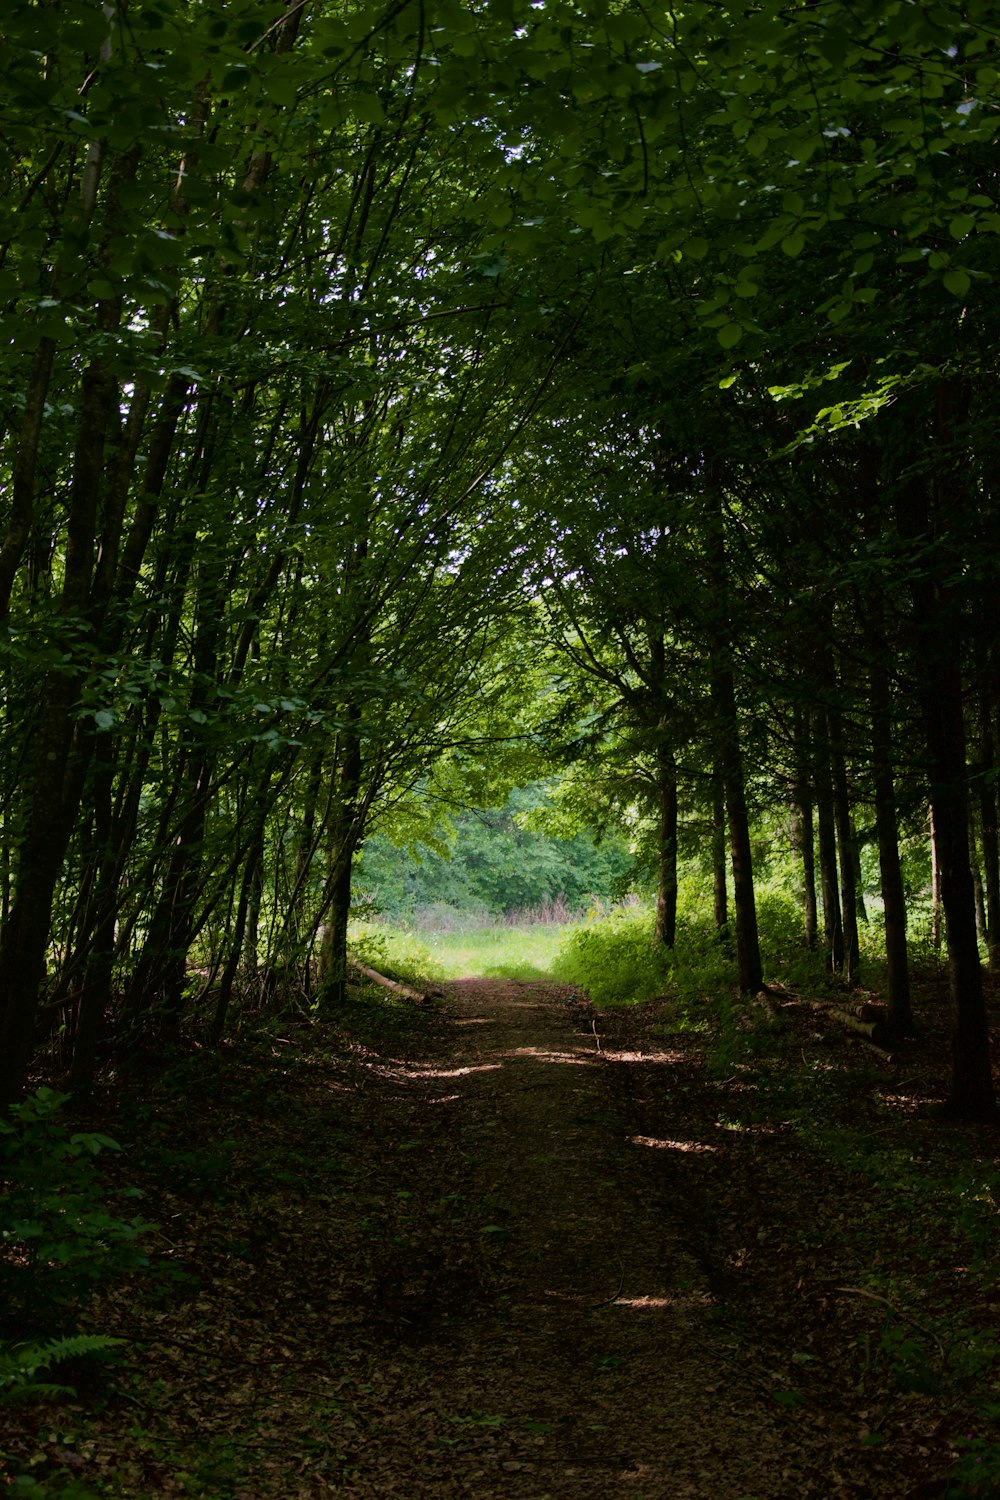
[812, 998, 886, 1024]
[347, 959, 434, 1005]
[810, 999, 890, 1047]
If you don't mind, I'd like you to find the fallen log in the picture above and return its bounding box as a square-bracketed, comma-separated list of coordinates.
[809, 999, 890, 1048]
[811, 998, 886, 1024]
[347, 959, 433, 1005]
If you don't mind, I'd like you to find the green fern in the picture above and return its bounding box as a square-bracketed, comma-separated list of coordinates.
[0, 1332, 123, 1404]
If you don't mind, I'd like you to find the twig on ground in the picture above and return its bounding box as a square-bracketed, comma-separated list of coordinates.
[590, 1256, 626, 1308]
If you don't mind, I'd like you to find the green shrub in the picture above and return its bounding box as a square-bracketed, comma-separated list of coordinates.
[552, 903, 672, 1006]
[348, 923, 443, 986]
[0, 1088, 153, 1332]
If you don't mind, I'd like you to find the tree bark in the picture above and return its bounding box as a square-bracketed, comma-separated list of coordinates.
[711, 769, 728, 935]
[929, 805, 943, 956]
[893, 389, 995, 1119]
[712, 664, 762, 992]
[0, 344, 119, 1107]
[813, 714, 844, 974]
[318, 703, 364, 1009]
[652, 739, 678, 948]
[977, 686, 1000, 973]
[829, 710, 861, 983]
[791, 708, 818, 950]
[868, 631, 914, 1038]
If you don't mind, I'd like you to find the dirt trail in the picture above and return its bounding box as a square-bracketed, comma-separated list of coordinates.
[338, 979, 871, 1499]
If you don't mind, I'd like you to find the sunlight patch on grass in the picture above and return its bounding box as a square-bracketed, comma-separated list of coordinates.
[396, 923, 572, 980]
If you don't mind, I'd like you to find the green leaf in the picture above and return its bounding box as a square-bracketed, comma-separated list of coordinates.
[949, 214, 975, 241]
[781, 233, 805, 257]
[943, 268, 971, 296]
[717, 322, 743, 349]
[94, 710, 114, 731]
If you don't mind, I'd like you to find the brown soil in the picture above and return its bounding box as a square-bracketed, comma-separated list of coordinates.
[336, 976, 854, 1500]
[4, 975, 991, 1498]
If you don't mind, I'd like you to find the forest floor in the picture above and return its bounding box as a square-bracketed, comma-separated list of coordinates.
[3, 973, 1000, 1499]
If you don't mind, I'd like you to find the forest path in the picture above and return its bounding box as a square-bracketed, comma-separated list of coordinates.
[333, 978, 874, 1498]
[38, 975, 953, 1499]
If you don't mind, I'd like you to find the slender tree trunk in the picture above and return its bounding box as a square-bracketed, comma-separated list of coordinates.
[67, 734, 117, 1088]
[929, 805, 943, 956]
[652, 740, 678, 948]
[213, 821, 265, 1042]
[972, 827, 987, 942]
[318, 705, 363, 1009]
[0, 339, 56, 621]
[712, 770, 728, 936]
[0, 344, 119, 1106]
[977, 687, 1000, 973]
[813, 715, 844, 974]
[924, 682, 995, 1117]
[829, 711, 861, 984]
[851, 820, 869, 925]
[791, 708, 817, 949]
[319, 843, 356, 1009]
[705, 494, 761, 991]
[868, 631, 914, 1038]
[894, 397, 995, 1119]
[712, 665, 762, 992]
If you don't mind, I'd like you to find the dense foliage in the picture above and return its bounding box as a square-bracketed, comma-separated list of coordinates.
[357, 784, 634, 923]
[0, 0, 998, 1118]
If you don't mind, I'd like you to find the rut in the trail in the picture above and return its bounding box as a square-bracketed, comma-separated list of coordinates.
[339, 978, 881, 1500]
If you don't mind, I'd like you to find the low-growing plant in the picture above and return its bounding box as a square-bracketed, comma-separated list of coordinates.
[348, 923, 444, 986]
[551, 902, 671, 1005]
[0, 1088, 153, 1331]
[947, 1434, 1000, 1497]
[0, 1332, 123, 1404]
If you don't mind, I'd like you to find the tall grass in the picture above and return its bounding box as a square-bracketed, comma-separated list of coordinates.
[349, 917, 570, 982]
[353, 872, 909, 1003]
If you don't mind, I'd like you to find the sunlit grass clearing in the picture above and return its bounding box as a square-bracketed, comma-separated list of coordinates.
[422, 924, 570, 979]
[354, 921, 573, 981]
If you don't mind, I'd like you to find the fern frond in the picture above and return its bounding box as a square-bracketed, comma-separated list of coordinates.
[1, 1379, 75, 1403]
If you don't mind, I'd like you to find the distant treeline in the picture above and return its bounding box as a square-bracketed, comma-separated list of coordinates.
[356, 789, 634, 923]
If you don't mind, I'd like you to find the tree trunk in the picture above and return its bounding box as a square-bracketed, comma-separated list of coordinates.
[924, 690, 995, 1117]
[828, 711, 861, 983]
[868, 630, 914, 1038]
[851, 820, 869, 925]
[972, 825, 987, 943]
[977, 687, 1000, 973]
[652, 740, 678, 948]
[791, 709, 818, 950]
[319, 840, 357, 1009]
[705, 494, 761, 992]
[318, 704, 364, 1009]
[813, 715, 844, 974]
[894, 394, 995, 1119]
[929, 805, 943, 956]
[713, 665, 762, 992]
[213, 822, 265, 1043]
[0, 345, 119, 1107]
[712, 770, 728, 935]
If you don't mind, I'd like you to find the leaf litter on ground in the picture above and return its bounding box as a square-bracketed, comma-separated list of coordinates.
[2, 969, 999, 1498]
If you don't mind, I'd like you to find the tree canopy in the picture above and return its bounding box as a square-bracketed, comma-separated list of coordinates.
[1, 0, 999, 1116]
